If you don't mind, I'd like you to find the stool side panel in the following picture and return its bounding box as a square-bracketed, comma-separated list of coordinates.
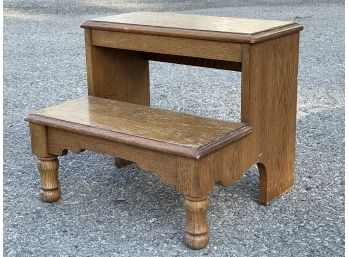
[240, 32, 300, 204]
[85, 29, 151, 104]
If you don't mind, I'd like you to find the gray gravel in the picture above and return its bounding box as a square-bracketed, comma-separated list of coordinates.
[4, 0, 344, 256]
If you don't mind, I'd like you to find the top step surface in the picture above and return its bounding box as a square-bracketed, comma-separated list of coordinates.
[27, 96, 251, 159]
[81, 12, 303, 44]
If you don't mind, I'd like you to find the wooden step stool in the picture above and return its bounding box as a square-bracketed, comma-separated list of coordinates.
[26, 12, 302, 249]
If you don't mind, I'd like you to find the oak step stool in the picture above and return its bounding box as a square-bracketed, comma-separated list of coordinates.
[26, 12, 302, 250]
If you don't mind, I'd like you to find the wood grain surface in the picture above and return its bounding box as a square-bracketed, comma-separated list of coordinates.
[91, 30, 242, 62]
[26, 96, 251, 158]
[81, 12, 303, 44]
[239, 33, 300, 204]
[91, 12, 292, 34]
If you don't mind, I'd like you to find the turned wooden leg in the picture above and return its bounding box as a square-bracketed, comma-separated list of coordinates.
[114, 157, 133, 168]
[184, 196, 209, 250]
[37, 156, 60, 203]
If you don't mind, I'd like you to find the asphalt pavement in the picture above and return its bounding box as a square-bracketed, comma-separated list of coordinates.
[4, 0, 344, 256]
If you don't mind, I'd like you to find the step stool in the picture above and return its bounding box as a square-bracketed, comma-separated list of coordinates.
[26, 12, 302, 249]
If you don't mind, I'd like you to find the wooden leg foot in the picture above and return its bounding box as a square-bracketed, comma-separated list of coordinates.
[184, 196, 209, 250]
[114, 157, 133, 168]
[258, 163, 294, 205]
[37, 156, 60, 203]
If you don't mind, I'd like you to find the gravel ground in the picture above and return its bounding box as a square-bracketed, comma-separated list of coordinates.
[4, 0, 344, 256]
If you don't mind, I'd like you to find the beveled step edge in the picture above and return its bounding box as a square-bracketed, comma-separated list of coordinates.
[196, 125, 251, 157]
